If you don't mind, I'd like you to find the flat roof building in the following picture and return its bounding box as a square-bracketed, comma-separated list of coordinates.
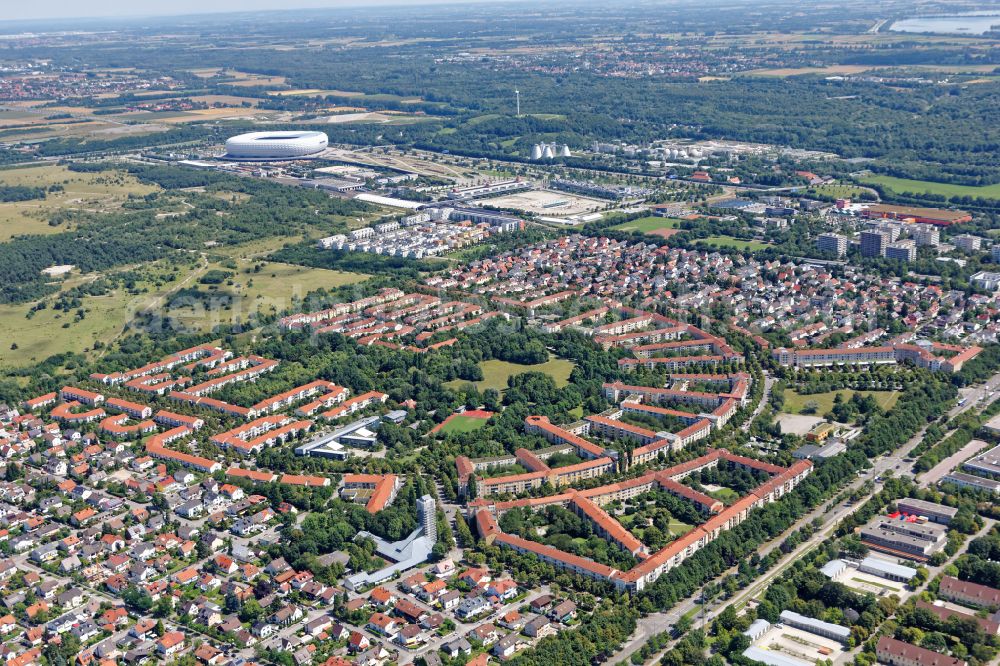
[940, 472, 1000, 495]
[858, 555, 916, 583]
[860, 516, 947, 561]
[778, 610, 851, 644]
[817, 232, 848, 258]
[962, 443, 1000, 479]
[886, 240, 917, 262]
[971, 271, 1000, 292]
[819, 559, 848, 580]
[863, 203, 972, 227]
[743, 618, 771, 642]
[896, 498, 958, 525]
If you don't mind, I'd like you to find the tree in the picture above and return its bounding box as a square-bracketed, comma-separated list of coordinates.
[674, 614, 693, 637]
[239, 598, 263, 623]
[154, 597, 173, 618]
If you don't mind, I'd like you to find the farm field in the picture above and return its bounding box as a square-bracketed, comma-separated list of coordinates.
[781, 389, 901, 415]
[0, 164, 159, 240]
[446, 357, 575, 392]
[861, 175, 1000, 200]
[740, 64, 875, 77]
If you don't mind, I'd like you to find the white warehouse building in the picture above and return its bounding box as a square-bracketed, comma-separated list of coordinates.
[224, 131, 329, 159]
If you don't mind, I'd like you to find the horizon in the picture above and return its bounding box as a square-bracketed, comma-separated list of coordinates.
[0, 0, 537, 24]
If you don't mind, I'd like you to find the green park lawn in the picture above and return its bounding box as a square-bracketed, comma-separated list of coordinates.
[610, 216, 684, 234]
[446, 357, 575, 392]
[781, 388, 900, 415]
[694, 236, 769, 251]
[708, 488, 741, 505]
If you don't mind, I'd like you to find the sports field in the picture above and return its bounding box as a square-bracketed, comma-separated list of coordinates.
[861, 175, 1000, 200]
[432, 410, 495, 435]
[781, 389, 900, 415]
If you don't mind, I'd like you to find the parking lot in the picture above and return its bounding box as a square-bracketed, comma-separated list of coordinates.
[479, 188, 607, 216]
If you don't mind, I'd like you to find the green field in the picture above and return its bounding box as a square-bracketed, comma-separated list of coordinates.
[610, 216, 684, 234]
[666, 518, 694, 536]
[0, 263, 186, 367]
[708, 488, 740, 505]
[0, 164, 159, 240]
[438, 414, 490, 434]
[781, 389, 901, 415]
[694, 236, 769, 251]
[166, 259, 368, 332]
[446, 357, 575, 392]
[861, 175, 1000, 200]
[804, 183, 873, 199]
[0, 253, 367, 366]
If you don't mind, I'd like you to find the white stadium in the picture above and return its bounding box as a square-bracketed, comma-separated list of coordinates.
[224, 131, 329, 159]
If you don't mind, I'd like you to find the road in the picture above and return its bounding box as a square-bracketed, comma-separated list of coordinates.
[611, 370, 1000, 666]
[869, 18, 891, 33]
[741, 374, 774, 432]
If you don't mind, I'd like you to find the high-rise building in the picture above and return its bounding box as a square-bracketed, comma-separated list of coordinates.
[883, 224, 902, 242]
[912, 226, 940, 247]
[952, 234, 983, 252]
[992, 245, 1000, 264]
[860, 230, 888, 258]
[418, 494, 437, 543]
[817, 232, 848, 257]
[886, 240, 917, 262]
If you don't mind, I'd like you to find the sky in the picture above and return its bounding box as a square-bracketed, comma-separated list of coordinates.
[1, 0, 486, 22]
